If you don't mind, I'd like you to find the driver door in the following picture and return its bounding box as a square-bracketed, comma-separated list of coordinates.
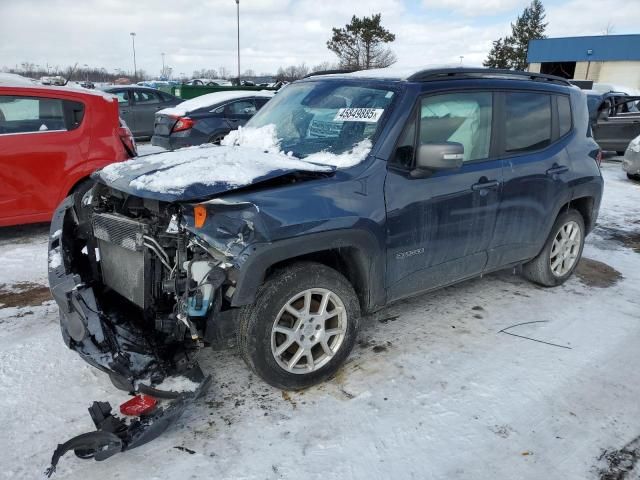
[384, 91, 502, 302]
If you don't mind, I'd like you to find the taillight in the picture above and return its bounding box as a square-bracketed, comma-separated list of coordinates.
[118, 125, 137, 158]
[172, 116, 195, 132]
[119, 394, 157, 416]
[596, 150, 603, 166]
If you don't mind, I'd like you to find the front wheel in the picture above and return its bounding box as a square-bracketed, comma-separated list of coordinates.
[627, 173, 640, 182]
[237, 262, 360, 390]
[522, 209, 585, 287]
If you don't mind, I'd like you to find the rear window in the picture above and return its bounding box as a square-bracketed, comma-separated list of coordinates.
[504, 92, 551, 153]
[0, 96, 66, 134]
[558, 95, 572, 137]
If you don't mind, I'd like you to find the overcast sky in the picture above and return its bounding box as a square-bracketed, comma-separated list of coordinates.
[1, 0, 639, 78]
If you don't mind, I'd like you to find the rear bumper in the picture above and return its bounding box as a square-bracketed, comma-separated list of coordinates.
[151, 134, 203, 150]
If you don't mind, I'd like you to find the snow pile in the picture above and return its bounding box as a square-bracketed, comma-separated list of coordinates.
[48, 247, 62, 270]
[305, 139, 372, 168]
[154, 375, 200, 393]
[221, 124, 281, 154]
[158, 90, 274, 117]
[222, 124, 373, 168]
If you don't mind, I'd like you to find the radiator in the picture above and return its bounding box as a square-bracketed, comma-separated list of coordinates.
[92, 213, 148, 308]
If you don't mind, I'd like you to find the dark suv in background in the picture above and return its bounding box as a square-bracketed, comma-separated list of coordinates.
[47, 68, 602, 467]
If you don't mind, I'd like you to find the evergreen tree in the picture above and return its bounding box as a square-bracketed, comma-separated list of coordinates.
[327, 14, 397, 70]
[483, 0, 547, 71]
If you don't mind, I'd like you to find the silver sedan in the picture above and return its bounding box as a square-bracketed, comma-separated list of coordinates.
[623, 135, 640, 181]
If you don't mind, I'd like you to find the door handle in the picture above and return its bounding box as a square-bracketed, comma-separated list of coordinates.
[546, 165, 568, 176]
[228, 118, 240, 123]
[471, 179, 500, 191]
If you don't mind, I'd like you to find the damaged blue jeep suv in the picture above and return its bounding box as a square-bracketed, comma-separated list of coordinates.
[47, 67, 603, 470]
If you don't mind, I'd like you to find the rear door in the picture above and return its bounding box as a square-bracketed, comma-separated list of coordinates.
[384, 90, 502, 301]
[224, 98, 256, 130]
[593, 96, 640, 152]
[0, 94, 83, 223]
[488, 91, 571, 269]
[110, 89, 135, 132]
[132, 89, 164, 137]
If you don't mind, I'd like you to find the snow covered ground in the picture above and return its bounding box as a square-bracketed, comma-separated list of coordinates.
[0, 162, 639, 480]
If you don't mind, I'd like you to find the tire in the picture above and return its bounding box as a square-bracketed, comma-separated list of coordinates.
[522, 209, 585, 287]
[628, 173, 640, 182]
[237, 262, 360, 390]
[209, 133, 227, 145]
[616, 151, 626, 156]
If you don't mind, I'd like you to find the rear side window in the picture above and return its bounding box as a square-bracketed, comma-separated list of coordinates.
[134, 90, 160, 104]
[557, 95, 572, 137]
[505, 92, 551, 153]
[227, 99, 256, 115]
[0, 95, 66, 134]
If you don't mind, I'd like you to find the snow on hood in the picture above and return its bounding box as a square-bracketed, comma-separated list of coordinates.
[158, 90, 274, 117]
[97, 143, 333, 201]
[96, 124, 372, 201]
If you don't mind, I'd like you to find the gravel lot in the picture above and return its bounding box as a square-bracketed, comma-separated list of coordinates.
[0, 161, 638, 480]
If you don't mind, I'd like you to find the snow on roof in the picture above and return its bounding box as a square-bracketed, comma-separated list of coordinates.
[158, 90, 275, 117]
[0, 72, 39, 86]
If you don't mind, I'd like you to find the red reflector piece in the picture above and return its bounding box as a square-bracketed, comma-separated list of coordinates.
[120, 394, 158, 416]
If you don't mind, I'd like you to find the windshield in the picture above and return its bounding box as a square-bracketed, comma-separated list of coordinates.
[245, 80, 397, 158]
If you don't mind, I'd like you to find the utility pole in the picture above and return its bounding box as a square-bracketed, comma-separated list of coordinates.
[236, 0, 240, 85]
[130, 32, 137, 81]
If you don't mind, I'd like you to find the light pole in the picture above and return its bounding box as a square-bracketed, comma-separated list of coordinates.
[459, 55, 464, 65]
[161, 52, 166, 78]
[235, 0, 240, 85]
[130, 32, 137, 81]
[83, 63, 89, 82]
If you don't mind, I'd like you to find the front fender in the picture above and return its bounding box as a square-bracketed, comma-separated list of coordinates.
[230, 228, 386, 311]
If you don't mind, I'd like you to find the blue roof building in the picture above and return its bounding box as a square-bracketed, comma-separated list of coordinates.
[527, 34, 640, 90]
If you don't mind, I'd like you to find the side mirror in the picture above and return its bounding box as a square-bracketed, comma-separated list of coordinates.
[411, 142, 464, 178]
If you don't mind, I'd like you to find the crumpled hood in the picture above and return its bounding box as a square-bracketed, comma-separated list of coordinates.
[94, 144, 334, 202]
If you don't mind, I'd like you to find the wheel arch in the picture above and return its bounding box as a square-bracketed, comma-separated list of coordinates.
[231, 230, 386, 313]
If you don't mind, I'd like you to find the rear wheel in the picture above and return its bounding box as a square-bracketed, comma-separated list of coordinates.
[209, 133, 227, 145]
[627, 173, 640, 182]
[521, 209, 585, 287]
[237, 262, 360, 390]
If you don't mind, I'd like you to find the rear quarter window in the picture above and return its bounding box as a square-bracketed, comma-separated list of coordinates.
[504, 92, 551, 153]
[557, 95, 572, 137]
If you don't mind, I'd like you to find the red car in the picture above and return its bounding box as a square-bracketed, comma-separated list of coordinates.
[0, 83, 136, 227]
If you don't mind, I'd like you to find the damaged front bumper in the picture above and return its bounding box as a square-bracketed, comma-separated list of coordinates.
[46, 194, 222, 473]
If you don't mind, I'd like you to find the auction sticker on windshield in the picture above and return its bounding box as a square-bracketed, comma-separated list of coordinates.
[334, 108, 384, 122]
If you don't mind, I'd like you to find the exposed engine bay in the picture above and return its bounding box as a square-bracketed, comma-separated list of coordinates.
[46, 184, 242, 474]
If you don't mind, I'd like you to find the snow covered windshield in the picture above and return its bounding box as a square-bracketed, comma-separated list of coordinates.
[243, 80, 396, 159]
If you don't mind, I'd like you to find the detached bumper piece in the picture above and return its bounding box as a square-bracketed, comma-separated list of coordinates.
[45, 374, 211, 477]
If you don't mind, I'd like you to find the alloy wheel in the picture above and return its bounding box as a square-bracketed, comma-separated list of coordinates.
[550, 220, 582, 277]
[270, 288, 347, 374]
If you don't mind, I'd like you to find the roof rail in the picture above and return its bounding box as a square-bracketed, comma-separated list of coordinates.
[303, 69, 359, 78]
[407, 68, 572, 86]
